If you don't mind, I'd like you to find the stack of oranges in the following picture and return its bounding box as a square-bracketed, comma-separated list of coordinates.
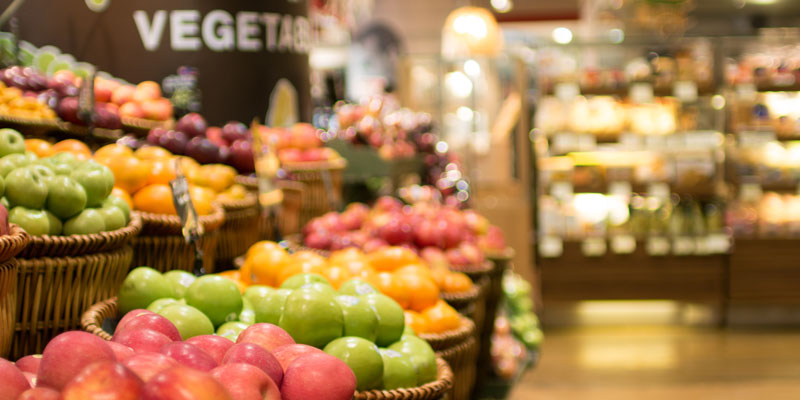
[228, 242, 473, 335]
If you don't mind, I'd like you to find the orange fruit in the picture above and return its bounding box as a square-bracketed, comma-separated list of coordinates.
[338, 258, 373, 277]
[394, 264, 434, 281]
[100, 155, 149, 194]
[25, 138, 53, 158]
[277, 259, 327, 286]
[292, 251, 327, 266]
[430, 265, 450, 289]
[200, 164, 237, 193]
[404, 310, 429, 335]
[111, 187, 134, 209]
[239, 258, 253, 284]
[368, 247, 420, 272]
[330, 248, 368, 265]
[134, 145, 173, 160]
[421, 300, 461, 333]
[52, 139, 91, 160]
[218, 270, 247, 293]
[371, 272, 410, 309]
[246, 241, 283, 261]
[249, 246, 290, 286]
[189, 185, 215, 216]
[356, 268, 378, 285]
[443, 272, 473, 293]
[146, 158, 177, 185]
[322, 265, 352, 289]
[394, 272, 439, 312]
[176, 156, 200, 175]
[133, 184, 176, 215]
[94, 143, 133, 161]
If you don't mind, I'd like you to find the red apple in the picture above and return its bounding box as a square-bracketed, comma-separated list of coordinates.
[378, 216, 414, 245]
[229, 139, 255, 174]
[37, 331, 117, 390]
[159, 342, 217, 372]
[133, 82, 160, 103]
[112, 329, 173, 354]
[222, 343, 283, 387]
[374, 196, 403, 213]
[16, 355, 42, 374]
[206, 127, 228, 148]
[421, 247, 449, 269]
[107, 342, 136, 361]
[142, 98, 173, 121]
[281, 353, 356, 400]
[61, 361, 143, 400]
[300, 148, 325, 162]
[112, 85, 136, 105]
[0, 358, 30, 399]
[222, 121, 248, 144]
[115, 313, 182, 342]
[119, 102, 145, 119]
[186, 335, 234, 365]
[175, 113, 208, 138]
[236, 323, 295, 353]
[94, 78, 118, 103]
[289, 123, 322, 150]
[304, 231, 332, 250]
[158, 130, 189, 155]
[141, 366, 232, 400]
[362, 238, 388, 253]
[122, 352, 177, 383]
[415, 219, 446, 248]
[22, 372, 36, 388]
[272, 344, 323, 371]
[211, 363, 280, 400]
[479, 225, 507, 251]
[16, 388, 61, 400]
[278, 148, 302, 164]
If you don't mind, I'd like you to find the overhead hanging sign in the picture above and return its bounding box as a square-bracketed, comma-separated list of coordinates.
[14, 0, 310, 125]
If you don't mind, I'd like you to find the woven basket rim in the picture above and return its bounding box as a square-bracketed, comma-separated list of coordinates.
[449, 260, 494, 276]
[418, 316, 475, 350]
[0, 113, 59, 127]
[353, 357, 453, 400]
[216, 193, 258, 212]
[485, 246, 515, 261]
[19, 213, 142, 258]
[0, 224, 30, 263]
[120, 116, 173, 130]
[282, 158, 347, 172]
[440, 281, 481, 303]
[136, 203, 226, 233]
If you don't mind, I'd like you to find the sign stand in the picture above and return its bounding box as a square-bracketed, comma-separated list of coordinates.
[170, 159, 205, 275]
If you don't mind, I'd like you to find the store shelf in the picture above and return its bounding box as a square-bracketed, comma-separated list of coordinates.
[730, 238, 800, 304]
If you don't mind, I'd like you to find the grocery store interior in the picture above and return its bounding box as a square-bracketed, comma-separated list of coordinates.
[2, 0, 800, 399]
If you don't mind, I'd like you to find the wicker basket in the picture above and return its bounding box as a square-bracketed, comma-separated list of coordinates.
[419, 317, 477, 400]
[215, 195, 259, 271]
[234, 176, 305, 239]
[83, 298, 454, 400]
[12, 216, 141, 358]
[0, 225, 31, 358]
[474, 249, 514, 394]
[131, 205, 225, 274]
[440, 276, 486, 319]
[282, 159, 346, 228]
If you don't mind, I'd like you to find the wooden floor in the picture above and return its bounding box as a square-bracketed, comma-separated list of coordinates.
[509, 325, 800, 399]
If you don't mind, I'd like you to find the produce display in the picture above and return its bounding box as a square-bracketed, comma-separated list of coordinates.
[0, 131, 129, 235]
[234, 241, 472, 334]
[113, 264, 439, 392]
[0, 79, 57, 121]
[301, 196, 506, 267]
[490, 272, 542, 380]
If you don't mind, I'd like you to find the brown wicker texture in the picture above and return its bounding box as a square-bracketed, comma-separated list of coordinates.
[131, 231, 219, 274]
[215, 195, 259, 270]
[13, 245, 133, 358]
[235, 174, 258, 190]
[440, 275, 487, 319]
[56, 121, 124, 142]
[0, 114, 60, 135]
[0, 225, 31, 264]
[282, 234, 331, 256]
[233, 176, 305, 239]
[353, 357, 453, 400]
[0, 258, 18, 358]
[418, 316, 475, 352]
[437, 335, 478, 400]
[282, 159, 346, 228]
[136, 204, 225, 236]
[19, 214, 142, 258]
[474, 252, 514, 392]
[450, 261, 495, 282]
[121, 116, 173, 135]
[80, 296, 116, 341]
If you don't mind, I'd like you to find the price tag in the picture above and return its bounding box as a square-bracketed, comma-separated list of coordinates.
[648, 182, 670, 199]
[674, 81, 698, 103]
[582, 237, 607, 257]
[555, 82, 580, 103]
[630, 82, 654, 103]
[170, 160, 204, 273]
[550, 182, 573, 202]
[705, 233, 731, 254]
[736, 83, 757, 102]
[738, 131, 777, 147]
[610, 234, 636, 254]
[78, 71, 96, 132]
[539, 236, 563, 258]
[646, 236, 670, 256]
[672, 236, 696, 255]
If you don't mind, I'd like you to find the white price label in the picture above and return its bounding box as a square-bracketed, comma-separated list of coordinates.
[736, 83, 757, 102]
[555, 83, 580, 103]
[646, 237, 670, 256]
[738, 131, 776, 147]
[674, 81, 698, 103]
[630, 82, 654, 103]
[610, 235, 636, 254]
[705, 234, 730, 254]
[539, 236, 563, 258]
[581, 237, 607, 257]
[673, 236, 696, 255]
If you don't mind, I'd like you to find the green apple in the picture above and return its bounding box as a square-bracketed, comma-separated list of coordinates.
[28, 164, 54, 183]
[363, 293, 405, 347]
[38, 153, 76, 175]
[338, 279, 378, 296]
[239, 297, 256, 324]
[49, 152, 80, 167]
[0, 154, 29, 177]
[0, 175, 5, 198]
[0, 128, 25, 157]
[280, 273, 331, 290]
[44, 210, 61, 235]
[388, 335, 438, 385]
[102, 195, 130, 223]
[24, 151, 37, 163]
[45, 175, 87, 219]
[379, 349, 418, 390]
[63, 208, 105, 235]
[164, 270, 196, 298]
[245, 286, 290, 325]
[216, 321, 250, 342]
[70, 162, 114, 207]
[118, 266, 176, 314]
[324, 337, 384, 390]
[303, 282, 337, 297]
[147, 298, 182, 313]
[279, 287, 343, 348]
[9, 206, 50, 236]
[5, 167, 48, 209]
[96, 206, 126, 231]
[184, 275, 243, 327]
[1, 197, 8, 210]
[157, 303, 215, 340]
[336, 295, 379, 342]
[402, 325, 417, 337]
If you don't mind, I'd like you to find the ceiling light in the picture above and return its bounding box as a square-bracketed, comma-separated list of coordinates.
[552, 27, 573, 45]
[491, 0, 513, 13]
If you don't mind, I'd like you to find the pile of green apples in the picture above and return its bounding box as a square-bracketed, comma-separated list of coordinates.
[0, 129, 129, 235]
[118, 267, 440, 391]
